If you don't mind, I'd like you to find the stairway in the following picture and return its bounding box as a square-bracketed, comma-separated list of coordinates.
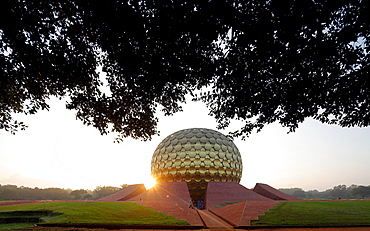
[209, 200, 279, 227]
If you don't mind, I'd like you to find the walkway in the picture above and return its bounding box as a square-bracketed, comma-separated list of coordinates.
[197, 209, 234, 230]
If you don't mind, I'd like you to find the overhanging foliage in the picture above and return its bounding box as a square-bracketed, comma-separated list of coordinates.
[1, 0, 368, 141]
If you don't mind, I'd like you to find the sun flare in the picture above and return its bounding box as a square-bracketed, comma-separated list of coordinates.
[144, 177, 156, 189]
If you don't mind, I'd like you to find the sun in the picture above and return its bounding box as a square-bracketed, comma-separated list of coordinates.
[143, 176, 156, 189]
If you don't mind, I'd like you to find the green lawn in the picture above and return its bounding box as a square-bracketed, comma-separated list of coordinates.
[252, 200, 370, 226]
[0, 202, 189, 230]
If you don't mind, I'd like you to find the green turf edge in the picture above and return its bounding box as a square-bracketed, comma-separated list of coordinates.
[0, 202, 189, 227]
[0, 223, 36, 230]
[251, 201, 370, 226]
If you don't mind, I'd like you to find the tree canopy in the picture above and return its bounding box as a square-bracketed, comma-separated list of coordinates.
[1, 0, 369, 141]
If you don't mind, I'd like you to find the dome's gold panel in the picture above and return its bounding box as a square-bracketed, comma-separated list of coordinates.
[151, 128, 243, 200]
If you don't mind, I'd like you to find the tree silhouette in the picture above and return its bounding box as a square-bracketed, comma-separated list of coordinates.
[352, 185, 370, 199]
[93, 186, 121, 198]
[70, 189, 88, 200]
[1, 0, 368, 141]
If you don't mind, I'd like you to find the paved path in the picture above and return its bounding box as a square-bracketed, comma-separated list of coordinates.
[197, 209, 234, 230]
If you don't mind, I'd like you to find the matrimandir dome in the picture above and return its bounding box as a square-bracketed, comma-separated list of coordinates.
[151, 128, 243, 200]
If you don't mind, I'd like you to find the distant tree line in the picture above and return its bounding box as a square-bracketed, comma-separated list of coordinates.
[0, 184, 127, 201]
[2, 184, 369, 201]
[279, 184, 370, 200]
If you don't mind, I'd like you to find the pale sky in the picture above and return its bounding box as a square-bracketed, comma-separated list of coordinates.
[1, 96, 369, 192]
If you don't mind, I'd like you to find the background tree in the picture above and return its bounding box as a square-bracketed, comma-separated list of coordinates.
[292, 188, 307, 199]
[70, 189, 88, 200]
[93, 186, 122, 199]
[278, 188, 303, 196]
[1, 0, 368, 140]
[351, 185, 370, 199]
[83, 194, 93, 200]
[17, 187, 38, 200]
[330, 184, 350, 199]
[43, 188, 71, 200]
[0, 185, 19, 200]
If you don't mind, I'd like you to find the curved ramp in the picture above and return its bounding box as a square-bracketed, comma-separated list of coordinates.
[127, 182, 203, 226]
[127, 182, 191, 206]
[96, 184, 146, 202]
[206, 182, 272, 209]
[253, 183, 303, 201]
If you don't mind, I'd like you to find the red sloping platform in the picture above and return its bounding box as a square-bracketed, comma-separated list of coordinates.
[209, 200, 279, 227]
[205, 182, 272, 209]
[136, 201, 204, 226]
[127, 182, 191, 207]
[96, 184, 146, 202]
[253, 183, 303, 201]
[126, 182, 202, 226]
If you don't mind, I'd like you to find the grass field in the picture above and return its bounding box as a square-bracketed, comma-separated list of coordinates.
[251, 200, 370, 226]
[2, 200, 370, 230]
[0, 202, 189, 230]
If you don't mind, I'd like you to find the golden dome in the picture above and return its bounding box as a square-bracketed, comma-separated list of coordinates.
[151, 128, 243, 200]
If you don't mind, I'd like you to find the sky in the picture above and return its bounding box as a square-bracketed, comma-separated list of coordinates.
[1, 96, 370, 192]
